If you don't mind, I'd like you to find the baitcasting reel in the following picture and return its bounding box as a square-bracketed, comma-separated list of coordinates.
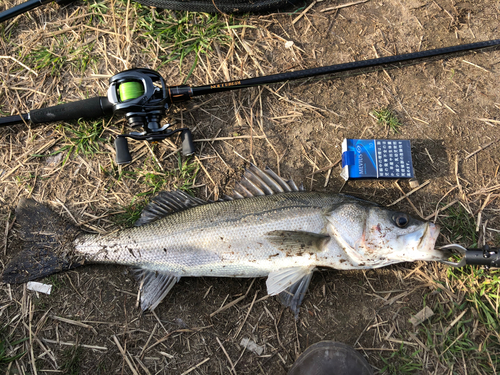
[0, 68, 196, 164]
[107, 68, 195, 164]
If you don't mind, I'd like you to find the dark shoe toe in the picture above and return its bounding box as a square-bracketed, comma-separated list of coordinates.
[287, 341, 373, 375]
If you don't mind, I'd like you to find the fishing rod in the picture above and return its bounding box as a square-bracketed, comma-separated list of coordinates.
[1, 38, 500, 164]
[0, 0, 74, 23]
[0, 0, 288, 23]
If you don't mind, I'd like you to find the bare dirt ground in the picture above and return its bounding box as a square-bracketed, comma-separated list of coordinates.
[1, 0, 499, 374]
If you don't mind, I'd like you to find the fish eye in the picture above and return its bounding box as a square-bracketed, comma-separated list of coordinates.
[393, 214, 409, 228]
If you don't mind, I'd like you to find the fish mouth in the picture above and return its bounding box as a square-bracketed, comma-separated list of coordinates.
[418, 222, 446, 259]
[427, 223, 440, 247]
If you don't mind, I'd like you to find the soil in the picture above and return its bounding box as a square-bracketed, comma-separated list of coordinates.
[0, 0, 499, 374]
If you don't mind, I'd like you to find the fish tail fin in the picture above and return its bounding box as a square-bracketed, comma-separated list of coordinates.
[2, 198, 84, 284]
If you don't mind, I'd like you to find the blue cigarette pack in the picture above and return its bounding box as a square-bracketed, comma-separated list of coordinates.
[341, 139, 414, 180]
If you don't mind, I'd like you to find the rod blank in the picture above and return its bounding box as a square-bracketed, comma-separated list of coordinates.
[0, 0, 50, 23]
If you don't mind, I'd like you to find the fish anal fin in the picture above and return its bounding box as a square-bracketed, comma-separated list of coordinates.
[266, 230, 329, 254]
[133, 268, 180, 311]
[266, 266, 315, 296]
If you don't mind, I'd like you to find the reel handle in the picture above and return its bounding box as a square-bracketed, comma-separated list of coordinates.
[114, 128, 195, 165]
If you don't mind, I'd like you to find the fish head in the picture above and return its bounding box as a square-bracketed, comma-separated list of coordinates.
[326, 201, 448, 267]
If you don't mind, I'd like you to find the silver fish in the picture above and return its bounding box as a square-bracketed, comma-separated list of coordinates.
[2, 165, 447, 315]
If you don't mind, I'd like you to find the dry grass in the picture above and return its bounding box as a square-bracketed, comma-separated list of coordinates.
[1, 0, 500, 373]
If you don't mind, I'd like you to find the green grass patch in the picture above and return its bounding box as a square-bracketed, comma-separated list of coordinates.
[28, 45, 67, 75]
[380, 343, 423, 374]
[70, 42, 99, 73]
[0, 23, 14, 43]
[172, 155, 200, 194]
[440, 203, 498, 329]
[372, 108, 403, 134]
[448, 266, 500, 331]
[26, 36, 98, 76]
[113, 155, 199, 227]
[0, 328, 27, 367]
[393, 203, 500, 373]
[133, 8, 247, 81]
[439, 204, 477, 245]
[56, 119, 106, 163]
[415, 292, 499, 373]
[114, 197, 148, 228]
[135, 155, 200, 197]
[139, 169, 170, 197]
[83, 0, 109, 24]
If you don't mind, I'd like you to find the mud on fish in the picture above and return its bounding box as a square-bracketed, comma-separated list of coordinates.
[2, 165, 450, 316]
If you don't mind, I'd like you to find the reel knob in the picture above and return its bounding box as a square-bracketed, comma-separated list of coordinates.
[181, 129, 195, 156]
[114, 136, 133, 165]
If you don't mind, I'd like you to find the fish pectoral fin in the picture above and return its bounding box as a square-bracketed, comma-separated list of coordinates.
[265, 231, 329, 254]
[133, 268, 180, 311]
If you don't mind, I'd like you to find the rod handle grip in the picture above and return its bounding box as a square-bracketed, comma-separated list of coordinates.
[29, 97, 112, 124]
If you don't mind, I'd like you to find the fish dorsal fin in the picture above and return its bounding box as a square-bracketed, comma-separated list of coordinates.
[267, 266, 315, 317]
[133, 268, 180, 311]
[265, 230, 330, 254]
[229, 165, 304, 199]
[135, 166, 302, 225]
[135, 190, 207, 226]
